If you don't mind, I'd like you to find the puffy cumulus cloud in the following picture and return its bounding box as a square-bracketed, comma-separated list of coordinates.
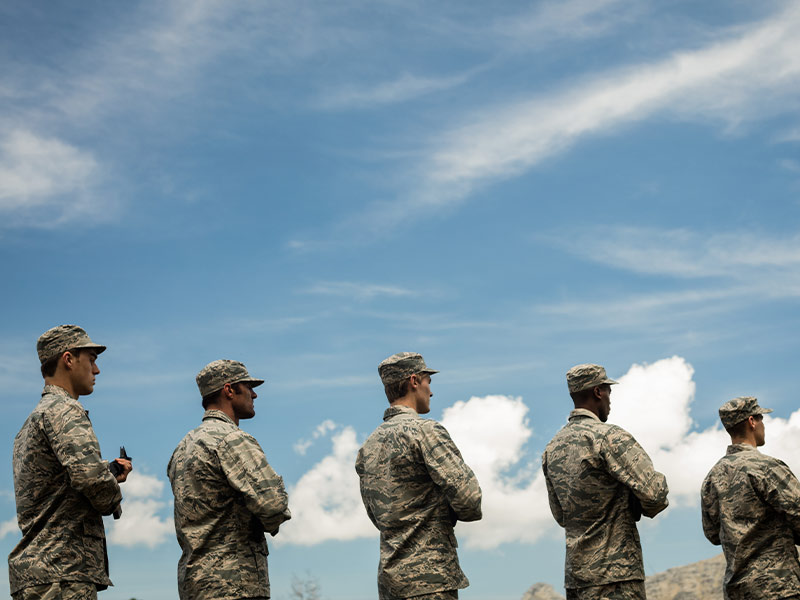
[279, 426, 373, 546]
[440, 395, 553, 549]
[106, 471, 173, 549]
[611, 356, 800, 507]
[611, 357, 696, 452]
[759, 411, 800, 476]
[0, 516, 19, 540]
[281, 358, 800, 549]
[610, 356, 723, 506]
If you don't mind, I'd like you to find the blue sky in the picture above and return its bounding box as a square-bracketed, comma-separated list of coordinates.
[2, 1, 800, 598]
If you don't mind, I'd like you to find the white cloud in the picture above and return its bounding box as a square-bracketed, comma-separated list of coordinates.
[106, 471, 173, 549]
[279, 426, 374, 546]
[533, 227, 800, 332]
[423, 4, 800, 201]
[293, 419, 338, 455]
[494, 0, 637, 46]
[441, 395, 553, 549]
[0, 517, 19, 540]
[546, 227, 800, 280]
[775, 128, 800, 143]
[780, 159, 800, 173]
[281, 356, 800, 549]
[611, 357, 696, 451]
[305, 281, 418, 301]
[0, 130, 107, 226]
[315, 72, 471, 110]
[610, 357, 800, 507]
[610, 357, 726, 505]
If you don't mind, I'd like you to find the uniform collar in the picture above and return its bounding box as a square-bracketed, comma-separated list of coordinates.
[727, 443, 759, 455]
[43, 383, 77, 400]
[202, 409, 237, 427]
[383, 404, 419, 421]
[42, 384, 87, 416]
[569, 407, 601, 422]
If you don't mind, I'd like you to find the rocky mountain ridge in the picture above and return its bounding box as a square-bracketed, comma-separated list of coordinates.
[522, 554, 725, 600]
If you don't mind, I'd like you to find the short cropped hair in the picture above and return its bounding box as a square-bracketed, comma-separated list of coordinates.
[384, 372, 430, 403]
[40, 348, 89, 378]
[726, 413, 762, 437]
[202, 382, 246, 409]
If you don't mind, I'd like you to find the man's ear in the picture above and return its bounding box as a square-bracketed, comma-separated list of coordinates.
[592, 386, 602, 400]
[61, 351, 74, 371]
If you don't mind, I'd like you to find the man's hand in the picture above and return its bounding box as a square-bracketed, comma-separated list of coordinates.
[113, 458, 132, 483]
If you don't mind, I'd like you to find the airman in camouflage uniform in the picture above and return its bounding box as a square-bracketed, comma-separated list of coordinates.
[542, 364, 669, 600]
[8, 325, 132, 600]
[168, 359, 291, 600]
[701, 396, 800, 600]
[355, 352, 482, 600]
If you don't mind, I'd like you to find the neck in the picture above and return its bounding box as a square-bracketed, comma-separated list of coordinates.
[44, 375, 77, 399]
[390, 396, 418, 412]
[730, 435, 757, 447]
[574, 402, 599, 418]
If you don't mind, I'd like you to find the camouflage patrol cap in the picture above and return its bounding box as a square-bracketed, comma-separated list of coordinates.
[566, 363, 618, 393]
[37, 324, 106, 364]
[719, 396, 773, 429]
[379, 352, 439, 385]
[196, 359, 264, 397]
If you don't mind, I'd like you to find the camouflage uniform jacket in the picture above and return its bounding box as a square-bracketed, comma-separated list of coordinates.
[355, 405, 482, 598]
[167, 409, 291, 600]
[542, 408, 669, 589]
[701, 443, 800, 600]
[8, 385, 122, 594]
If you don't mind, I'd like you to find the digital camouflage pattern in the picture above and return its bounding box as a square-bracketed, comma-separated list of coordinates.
[378, 352, 439, 386]
[565, 580, 646, 600]
[168, 409, 291, 600]
[718, 396, 773, 429]
[701, 443, 800, 600]
[36, 325, 106, 364]
[565, 364, 618, 394]
[8, 385, 122, 594]
[195, 359, 264, 398]
[12, 581, 98, 600]
[383, 591, 458, 600]
[542, 408, 669, 591]
[355, 405, 482, 599]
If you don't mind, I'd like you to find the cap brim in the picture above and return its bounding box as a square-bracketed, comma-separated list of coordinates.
[421, 369, 439, 376]
[72, 343, 106, 355]
[236, 377, 264, 388]
[758, 407, 773, 415]
[605, 378, 619, 385]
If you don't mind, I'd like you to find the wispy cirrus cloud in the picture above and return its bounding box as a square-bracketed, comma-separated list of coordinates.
[492, 0, 640, 47]
[304, 281, 418, 301]
[314, 71, 472, 111]
[543, 227, 800, 280]
[0, 130, 109, 227]
[775, 128, 800, 143]
[290, 3, 800, 244]
[530, 226, 800, 338]
[425, 3, 800, 194]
